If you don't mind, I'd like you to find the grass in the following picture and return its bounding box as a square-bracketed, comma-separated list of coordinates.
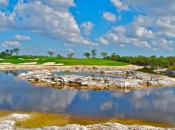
[0, 56, 128, 66]
[136, 67, 158, 74]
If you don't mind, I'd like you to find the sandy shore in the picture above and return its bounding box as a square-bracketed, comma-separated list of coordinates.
[0, 64, 142, 71]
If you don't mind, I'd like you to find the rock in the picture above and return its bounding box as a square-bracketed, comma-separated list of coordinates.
[7, 114, 30, 120]
[0, 120, 15, 130]
[18, 68, 175, 91]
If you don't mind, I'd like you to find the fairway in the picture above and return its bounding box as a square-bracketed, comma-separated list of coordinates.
[0, 56, 128, 66]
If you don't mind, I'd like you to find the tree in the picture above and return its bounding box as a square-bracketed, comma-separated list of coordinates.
[67, 53, 74, 58]
[84, 52, 91, 58]
[0, 52, 8, 58]
[91, 49, 97, 58]
[5, 49, 9, 54]
[13, 48, 20, 56]
[48, 51, 54, 57]
[57, 54, 64, 59]
[110, 53, 120, 61]
[101, 52, 108, 59]
[9, 50, 14, 56]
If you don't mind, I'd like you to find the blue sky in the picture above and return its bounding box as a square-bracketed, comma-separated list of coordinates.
[0, 0, 175, 57]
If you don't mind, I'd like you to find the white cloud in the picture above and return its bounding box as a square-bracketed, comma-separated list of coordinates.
[102, 11, 116, 22]
[97, 37, 110, 45]
[14, 34, 31, 41]
[98, 12, 175, 51]
[0, 0, 7, 5]
[66, 48, 74, 53]
[131, 26, 154, 39]
[110, 0, 128, 10]
[123, 0, 175, 16]
[1, 41, 20, 47]
[80, 21, 94, 36]
[0, 0, 97, 46]
[36, 0, 75, 11]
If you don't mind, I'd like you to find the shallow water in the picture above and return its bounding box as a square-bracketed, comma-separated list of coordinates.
[0, 71, 175, 126]
[54, 71, 124, 78]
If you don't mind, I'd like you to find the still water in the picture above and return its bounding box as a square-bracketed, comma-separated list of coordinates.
[54, 71, 124, 78]
[0, 71, 175, 125]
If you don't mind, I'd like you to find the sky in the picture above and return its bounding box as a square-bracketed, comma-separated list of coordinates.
[0, 0, 175, 57]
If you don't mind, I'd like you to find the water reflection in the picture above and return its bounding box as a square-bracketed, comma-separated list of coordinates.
[54, 71, 124, 79]
[0, 71, 175, 125]
[1, 70, 27, 76]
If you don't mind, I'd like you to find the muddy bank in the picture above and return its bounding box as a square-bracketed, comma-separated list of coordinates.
[18, 69, 175, 91]
[0, 113, 174, 130]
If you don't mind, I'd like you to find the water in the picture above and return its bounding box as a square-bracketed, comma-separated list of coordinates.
[0, 71, 175, 125]
[54, 71, 124, 78]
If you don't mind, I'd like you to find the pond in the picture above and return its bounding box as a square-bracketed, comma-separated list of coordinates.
[54, 71, 124, 78]
[0, 71, 175, 126]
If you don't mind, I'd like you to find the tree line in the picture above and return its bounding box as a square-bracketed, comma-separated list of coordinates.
[1, 48, 174, 68]
[48, 49, 175, 68]
[48, 49, 107, 59]
[0, 48, 20, 58]
[105, 53, 175, 68]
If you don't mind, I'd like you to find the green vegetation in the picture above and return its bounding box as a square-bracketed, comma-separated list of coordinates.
[0, 48, 20, 58]
[84, 52, 91, 58]
[48, 51, 55, 57]
[2, 48, 175, 68]
[101, 52, 108, 59]
[105, 54, 175, 68]
[136, 67, 158, 74]
[91, 49, 97, 58]
[67, 53, 74, 58]
[0, 56, 128, 66]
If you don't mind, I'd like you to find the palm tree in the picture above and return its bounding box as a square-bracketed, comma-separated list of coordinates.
[67, 53, 74, 58]
[48, 51, 54, 57]
[91, 49, 97, 58]
[5, 49, 9, 54]
[9, 50, 14, 56]
[101, 52, 108, 59]
[13, 48, 20, 56]
[84, 52, 91, 58]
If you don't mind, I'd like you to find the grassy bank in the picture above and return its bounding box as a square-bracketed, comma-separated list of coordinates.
[0, 56, 128, 66]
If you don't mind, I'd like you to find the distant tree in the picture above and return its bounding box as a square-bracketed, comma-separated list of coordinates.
[48, 51, 54, 57]
[91, 49, 97, 58]
[13, 48, 20, 56]
[101, 52, 108, 59]
[67, 53, 74, 58]
[0, 52, 8, 58]
[5, 49, 9, 54]
[84, 52, 91, 58]
[110, 53, 120, 61]
[9, 50, 14, 56]
[57, 54, 64, 59]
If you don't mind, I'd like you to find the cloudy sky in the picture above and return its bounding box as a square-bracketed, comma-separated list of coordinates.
[0, 0, 175, 57]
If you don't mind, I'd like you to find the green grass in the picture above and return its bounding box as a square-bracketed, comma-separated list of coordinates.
[136, 67, 158, 74]
[0, 56, 128, 66]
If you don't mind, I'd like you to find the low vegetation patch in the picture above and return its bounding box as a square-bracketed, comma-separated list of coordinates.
[136, 67, 158, 74]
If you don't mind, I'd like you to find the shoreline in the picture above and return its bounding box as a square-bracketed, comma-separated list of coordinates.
[0, 64, 142, 71]
[18, 68, 175, 91]
[0, 111, 174, 130]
